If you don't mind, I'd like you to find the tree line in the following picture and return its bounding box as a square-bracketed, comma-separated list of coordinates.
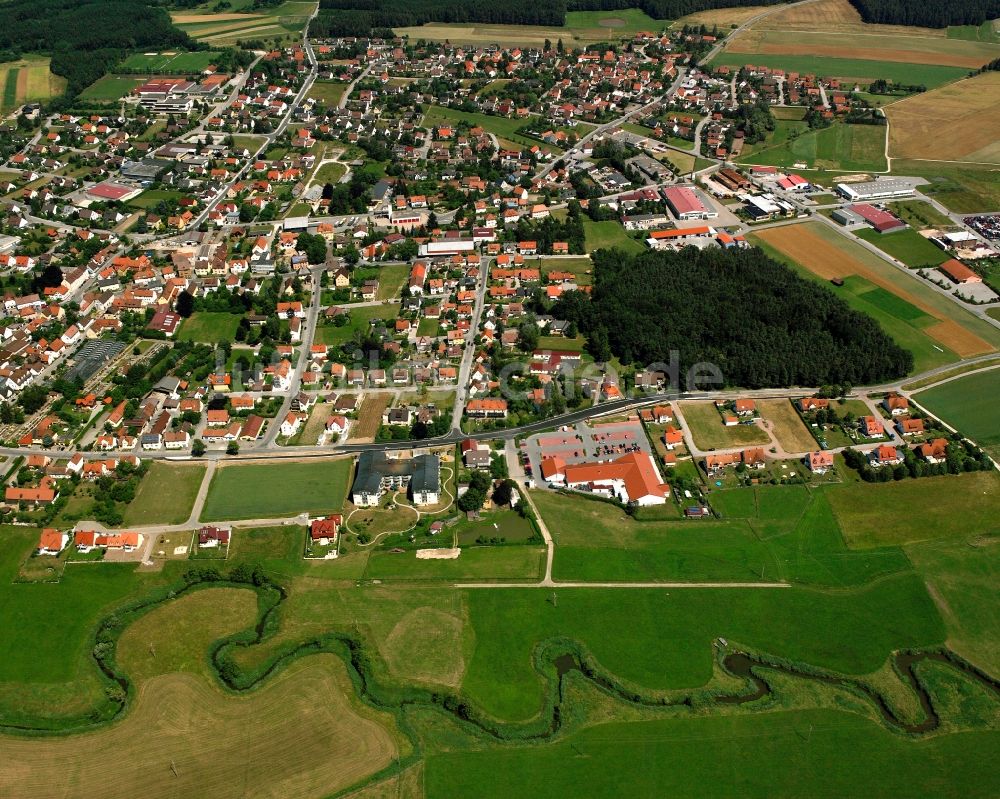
[847, 0, 1000, 27]
[553, 246, 914, 388]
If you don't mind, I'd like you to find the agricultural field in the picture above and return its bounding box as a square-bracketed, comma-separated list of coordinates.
[854, 228, 951, 267]
[736, 122, 887, 173]
[710, 53, 968, 90]
[116, 50, 222, 73]
[0, 56, 66, 114]
[886, 73, 1000, 165]
[671, 5, 774, 28]
[422, 105, 558, 152]
[395, 8, 665, 48]
[678, 401, 770, 450]
[172, 0, 315, 44]
[175, 312, 242, 343]
[121, 462, 206, 527]
[724, 27, 1000, 69]
[201, 458, 352, 521]
[351, 394, 391, 441]
[582, 218, 646, 253]
[751, 222, 1000, 369]
[915, 368, 1000, 460]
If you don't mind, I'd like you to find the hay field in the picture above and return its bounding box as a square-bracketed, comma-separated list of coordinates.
[0, 585, 398, 799]
[757, 399, 817, 453]
[671, 5, 774, 28]
[751, 0, 944, 36]
[352, 394, 391, 441]
[725, 27, 1000, 68]
[754, 223, 996, 358]
[886, 73, 1000, 164]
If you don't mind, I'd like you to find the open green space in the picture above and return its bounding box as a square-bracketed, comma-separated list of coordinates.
[582, 218, 645, 254]
[315, 303, 398, 346]
[201, 459, 352, 521]
[461, 573, 943, 721]
[314, 160, 347, 184]
[534, 487, 911, 587]
[175, 312, 242, 344]
[363, 546, 545, 582]
[307, 80, 347, 107]
[738, 122, 887, 172]
[79, 75, 144, 101]
[679, 401, 770, 450]
[892, 160, 1000, 213]
[116, 50, 222, 73]
[426, 709, 1000, 798]
[128, 188, 185, 210]
[826, 470, 1000, 548]
[886, 199, 957, 231]
[422, 105, 559, 152]
[948, 19, 1000, 43]
[915, 369, 1000, 460]
[709, 53, 968, 90]
[122, 462, 206, 526]
[855, 228, 951, 267]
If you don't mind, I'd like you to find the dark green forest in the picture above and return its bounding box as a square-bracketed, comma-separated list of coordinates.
[847, 0, 1000, 27]
[314, 0, 787, 36]
[553, 247, 913, 388]
[0, 0, 196, 99]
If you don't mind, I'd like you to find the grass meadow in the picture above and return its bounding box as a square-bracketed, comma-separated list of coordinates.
[176, 311, 242, 344]
[122, 461, 206, 526]
[915, 369, 1000, 460]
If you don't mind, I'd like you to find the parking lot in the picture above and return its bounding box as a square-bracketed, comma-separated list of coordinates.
[523, 419, 653, 487]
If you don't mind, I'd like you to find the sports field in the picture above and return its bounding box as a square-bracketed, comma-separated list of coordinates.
[915, 368, 1000, 460]
[0, 56, 65, 114]
[737, 122, 886, 172]
[679, 401, 770, 450]
[201, 458, 352, 521]
[116, 50, 222, 73]
[752, 222, 1000, 367]
[854, 228, 951, 267]
[122, 462, 206, 526]
[710, 53, 968, 90]
[175, 312, 242, 343]
[395, 8, 664, 47]
[886, 73, 1000, 165]
[79, 75, 144, 101]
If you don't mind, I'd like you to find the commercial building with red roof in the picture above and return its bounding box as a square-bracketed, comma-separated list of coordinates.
[938, 258, 981, 285]
[662, 186, 717, 220]
[849, 203, 906, 233]
[543, 452, 670, 506]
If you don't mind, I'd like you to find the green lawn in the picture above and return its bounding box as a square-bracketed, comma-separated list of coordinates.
[315, 161, 347, 184]
[422, 105, 560, 152]
[128, 188, 185, 210]
[426, 710, 1000, 798]
[307, 80, 348, 107]
[201, 459, 353, 521]
[78, 75, 144, 101]
[417, 318, 440, 337]
[583, 218, 646, 254]
[915, 369, 1000, 460]
[855, 228, 950, 268]
[709, 53, 969, 90]
[122, 462, 206, 526]
[738, 122, 887, 172]
[314, 304, 398, 346]
[175, 312, 242, 344]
